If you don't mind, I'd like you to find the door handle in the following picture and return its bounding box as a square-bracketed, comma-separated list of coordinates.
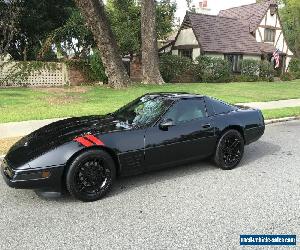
[202, 124, 211, 129]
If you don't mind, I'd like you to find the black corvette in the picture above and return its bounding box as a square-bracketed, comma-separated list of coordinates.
[1, 93, 265, 201]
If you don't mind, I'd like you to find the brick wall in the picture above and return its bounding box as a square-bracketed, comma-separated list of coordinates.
[130, 56, 143, 82]
[67, 67, 89, 86]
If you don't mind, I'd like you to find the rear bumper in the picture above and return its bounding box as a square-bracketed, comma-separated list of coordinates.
[1, 162, 65, 191]
[244, 125, 265, 145]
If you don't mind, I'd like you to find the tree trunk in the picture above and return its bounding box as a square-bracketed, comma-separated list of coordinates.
[74, 0, 130, 88]
[141, 0, 165, 84]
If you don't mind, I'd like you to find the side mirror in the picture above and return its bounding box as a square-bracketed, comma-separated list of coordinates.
[159, 119, 174, 130]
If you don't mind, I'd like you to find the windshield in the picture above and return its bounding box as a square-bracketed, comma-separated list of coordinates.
[113, 96, 173, 127]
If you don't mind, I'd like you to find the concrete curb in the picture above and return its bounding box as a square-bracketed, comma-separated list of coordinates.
[265, 116, 300, 125]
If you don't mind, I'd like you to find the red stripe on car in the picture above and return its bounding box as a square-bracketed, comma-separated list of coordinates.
[84, 135, 105, 146]
[74, 137, 94, 147]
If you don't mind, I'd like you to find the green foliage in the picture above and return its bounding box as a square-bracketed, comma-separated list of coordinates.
[65, 50, 108, 83]
[107, 0, 177, 56]
[280, 72, 296, 81]
[156, 0, 177, 40]
[159, 54, 193, 82]
[195, 56, 232, 83]
[288, 58, 300, 79]
[240, 59, 260, 82]
[280, 0, 300, 57]
[44, 8, 95, 59]
[107, 0, 141, 56]
[259, 61, 275, 82]
[6, 0, 176, 60]
[88, 50, 108, 83]
[8, 0, 75, 61]
[0, 0, 21, 55]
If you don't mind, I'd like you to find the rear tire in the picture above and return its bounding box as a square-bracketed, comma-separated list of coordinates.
[214, 129, 244, 170]
[66, 149, 116, 202]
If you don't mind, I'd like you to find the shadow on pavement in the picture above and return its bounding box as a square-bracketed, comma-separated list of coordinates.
[242, 140, 281, 165]
[30, 140, 282, 202]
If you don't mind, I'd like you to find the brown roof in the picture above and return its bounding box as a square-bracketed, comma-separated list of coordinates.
[186, 12, 261, 55]
[258, 42, 285, 54]
[219, 0, 277, 32]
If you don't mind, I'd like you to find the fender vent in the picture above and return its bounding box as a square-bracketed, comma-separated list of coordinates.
[119, 151, 144, 175]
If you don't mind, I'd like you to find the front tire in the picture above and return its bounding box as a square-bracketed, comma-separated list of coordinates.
[66, 149, 116, 202]
[214, 130, 244, 170]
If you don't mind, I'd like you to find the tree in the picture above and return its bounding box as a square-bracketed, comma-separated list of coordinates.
[156, 0, 177, 39]
[74, 0, 130, 88]
[8, 0, 74, 61]
[280, 0, 300, 57]
[0, 0, 21, 57]
[107, 0, 176, 57]
[141, 0, 164, 84]
[40, 8, 95, 60]
[107, 0, 141, 58]
[186, 0, 192, 9]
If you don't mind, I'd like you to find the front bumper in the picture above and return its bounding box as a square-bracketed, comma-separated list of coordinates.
[1, 160, 65, 191]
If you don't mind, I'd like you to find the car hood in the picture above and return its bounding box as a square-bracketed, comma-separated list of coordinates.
[5, 115, 131, 168]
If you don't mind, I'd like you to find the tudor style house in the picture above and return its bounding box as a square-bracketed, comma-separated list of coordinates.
[161, 0, 293, 73]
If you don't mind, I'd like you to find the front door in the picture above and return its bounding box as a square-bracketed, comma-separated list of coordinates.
[144, 98, 216, 170]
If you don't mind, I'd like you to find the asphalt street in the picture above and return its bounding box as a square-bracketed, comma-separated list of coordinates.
[0, 120, 299, 249]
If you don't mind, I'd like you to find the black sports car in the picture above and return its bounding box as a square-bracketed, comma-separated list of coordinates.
[1, 93, 265, 201]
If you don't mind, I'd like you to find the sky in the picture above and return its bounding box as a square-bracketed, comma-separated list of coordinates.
[175, 0, 256, 22]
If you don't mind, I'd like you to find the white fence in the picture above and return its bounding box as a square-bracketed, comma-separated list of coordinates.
[0, 61, 69, 87]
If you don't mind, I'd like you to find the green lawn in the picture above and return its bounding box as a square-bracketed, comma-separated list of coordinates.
[263, 107, 300, 119]
[0, 80, 300, 123]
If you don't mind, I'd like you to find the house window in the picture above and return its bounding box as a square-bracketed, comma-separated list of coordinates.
[225, 54, 243, 73]
[270, 4, 277, 16]
[264, 28, 276, 42]
[179, 49, 193, 60]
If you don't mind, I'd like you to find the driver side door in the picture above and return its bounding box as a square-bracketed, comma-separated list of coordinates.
[144, 98, 216, 171]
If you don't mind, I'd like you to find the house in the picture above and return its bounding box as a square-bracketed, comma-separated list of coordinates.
[162, 0, 293, 73]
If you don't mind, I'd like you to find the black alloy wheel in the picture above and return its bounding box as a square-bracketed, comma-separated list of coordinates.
[66, 149, 116, 202]
[214, 129, 244, 170]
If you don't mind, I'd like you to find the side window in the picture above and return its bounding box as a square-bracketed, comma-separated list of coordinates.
[164, 99, 207, 124]
[210, 98, 235, 115]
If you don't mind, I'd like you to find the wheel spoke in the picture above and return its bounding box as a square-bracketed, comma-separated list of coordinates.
[75, 158, 111, 195]
[221, 134, 242, 167]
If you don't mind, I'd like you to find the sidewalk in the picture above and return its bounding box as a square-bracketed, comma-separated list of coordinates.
[236, 98, 300, 110]
[0, 118, 64, 139]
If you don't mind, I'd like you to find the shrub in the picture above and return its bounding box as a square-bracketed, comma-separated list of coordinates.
[240, 59, 260, 82]
[159, 54, 193, 82]
[88, 49, 108, 83]
[280, 72, 296, 81]
[288, 58, 300, 79]
[194, 56, 231, 83]
[66, 49, 108, 84]
[259, 60, 275, 82]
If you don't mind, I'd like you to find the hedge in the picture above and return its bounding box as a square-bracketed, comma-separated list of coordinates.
[194, 56, 232, 83]
[159, 54, 294, 83]
[159, 54, 193, 82]
[240, 59, 260, 82]
[289, 58, 300, 79]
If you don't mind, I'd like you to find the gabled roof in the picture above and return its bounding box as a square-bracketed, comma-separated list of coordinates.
[219, 0, 277, 32]
[185, 12, 261, 55]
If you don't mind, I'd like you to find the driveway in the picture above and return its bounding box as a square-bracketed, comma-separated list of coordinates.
[0, 121, 299, 249]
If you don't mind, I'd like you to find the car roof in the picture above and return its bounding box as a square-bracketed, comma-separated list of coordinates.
[144, 92, 205, 100]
